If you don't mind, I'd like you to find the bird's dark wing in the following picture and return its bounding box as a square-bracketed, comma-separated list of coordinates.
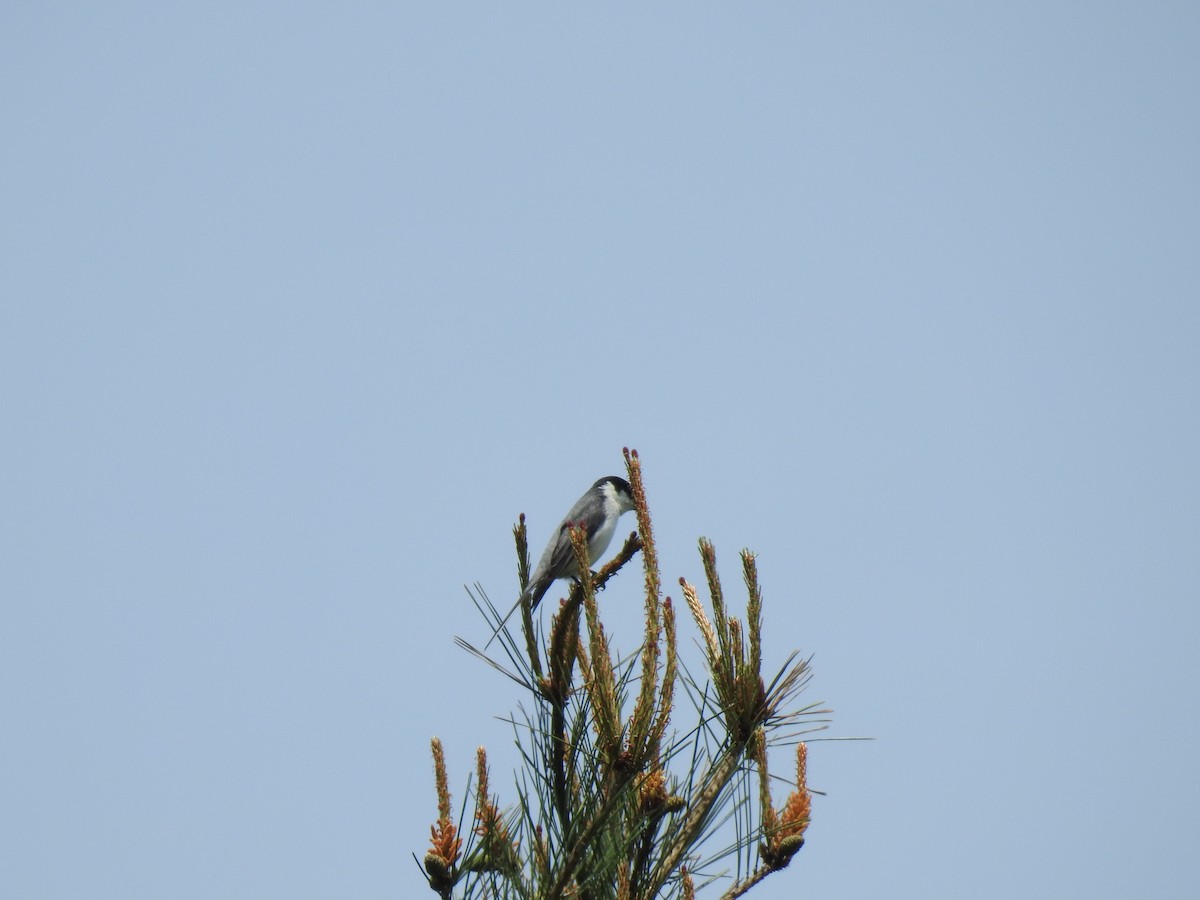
[546, 520, 584, 578]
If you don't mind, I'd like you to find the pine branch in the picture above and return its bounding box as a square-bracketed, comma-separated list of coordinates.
[421, 450, 833, 899]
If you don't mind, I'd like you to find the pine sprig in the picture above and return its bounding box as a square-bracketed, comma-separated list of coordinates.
[431, 451, 832, 899]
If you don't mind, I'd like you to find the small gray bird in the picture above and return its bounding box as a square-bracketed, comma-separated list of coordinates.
[486, 476, 636, 648]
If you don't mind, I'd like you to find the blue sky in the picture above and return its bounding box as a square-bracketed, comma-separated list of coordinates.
[2, 3, 1197, 898]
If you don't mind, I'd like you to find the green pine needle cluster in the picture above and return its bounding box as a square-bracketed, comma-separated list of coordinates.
[420, 449, 830, 900]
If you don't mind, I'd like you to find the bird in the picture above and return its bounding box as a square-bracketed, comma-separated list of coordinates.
[486, 476, 636, 648]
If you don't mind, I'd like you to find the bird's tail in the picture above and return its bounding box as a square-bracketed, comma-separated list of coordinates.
[483, 578, 554, 649]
